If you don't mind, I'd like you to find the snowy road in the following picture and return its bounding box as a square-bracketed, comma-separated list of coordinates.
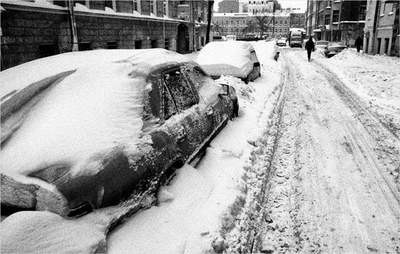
[2, 43, 400, 254]
[254, 48, 400, 253]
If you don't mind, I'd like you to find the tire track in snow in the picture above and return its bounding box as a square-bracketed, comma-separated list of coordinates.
[318, 65, 400, 205]
[256, 50, 400, 253]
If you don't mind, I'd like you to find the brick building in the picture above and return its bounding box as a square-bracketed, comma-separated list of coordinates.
[364, 0, 399, 56]
[1, 0, 209, 70]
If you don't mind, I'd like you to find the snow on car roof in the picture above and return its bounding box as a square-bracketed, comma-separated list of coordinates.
[196, 41, 254, 68]
[0, 49, 190, 179]
[0, 49, 190, 101]
[196, 41, 255, 78]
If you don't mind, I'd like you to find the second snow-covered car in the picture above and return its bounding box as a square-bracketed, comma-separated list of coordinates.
[324, 42, 348, 57]
[196, 41, 261, 84]
[0, 49, 238, 217]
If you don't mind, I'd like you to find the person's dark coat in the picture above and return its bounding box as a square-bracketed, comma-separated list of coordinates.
[355, 36, 363, 52]
[305, 39, 315, 52]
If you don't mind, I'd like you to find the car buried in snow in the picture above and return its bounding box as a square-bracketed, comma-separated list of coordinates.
[315, 40, 329, 51]
[0, 49, 238, 217]
[324, 42, 348, 57]
[195, 41, 261, 84]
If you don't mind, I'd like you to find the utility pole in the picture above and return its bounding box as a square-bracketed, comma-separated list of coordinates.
[67, 0, 79, 51]
[206, 0, 214, 43]
[272, 1, 275, 37]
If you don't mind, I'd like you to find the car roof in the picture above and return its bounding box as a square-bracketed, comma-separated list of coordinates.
[196, 41, 254, 68]
[0, 49, 191, 103]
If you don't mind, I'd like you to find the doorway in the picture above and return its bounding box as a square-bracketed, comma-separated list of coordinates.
[177, 24, 189, 54]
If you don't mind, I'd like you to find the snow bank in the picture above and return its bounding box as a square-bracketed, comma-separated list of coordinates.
[1, 211, 107, 253]
[317, 49, 400, 136]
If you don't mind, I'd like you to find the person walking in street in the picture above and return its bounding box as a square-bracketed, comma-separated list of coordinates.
[305, 37, 315, 62]
[355, 36, 363, 52]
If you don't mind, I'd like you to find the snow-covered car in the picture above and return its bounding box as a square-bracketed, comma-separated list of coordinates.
[196, 41, 261, 84]
[276, 38, 287, 47]
[0, 49, 238, 217]
[324, 42, 347, 57]
[315, 40, 329, 51]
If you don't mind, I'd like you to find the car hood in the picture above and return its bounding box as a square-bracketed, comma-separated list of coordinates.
[0, 61, 149, 179]
[200, 63, 252, 79]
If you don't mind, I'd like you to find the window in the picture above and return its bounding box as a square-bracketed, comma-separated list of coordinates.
[163, 69, 197, 113]
[39, 44, 59, 58]
[150, 0, 155, 14]
[135, 40, 142, 49]
[78, 42, 91, 51]
[184, 66, 212, 92]
[332, 10, 339, 22]
[165, 39, 170, 50]
[151, 40, 157, 48]
[359, 4, 366, 20]
[163, 83, 177, 119]
[325, 14, 331, 25]
[105, 0, 113, 9]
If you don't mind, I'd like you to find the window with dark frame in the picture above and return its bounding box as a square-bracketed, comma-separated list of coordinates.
[163, 69, 197, 114]
[135, 40, 142, 49]
[332, 10, 339, 22]
[165, 39, 170, 50]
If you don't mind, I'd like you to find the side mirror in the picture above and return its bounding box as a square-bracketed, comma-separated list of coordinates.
[254, 62, 260, 67]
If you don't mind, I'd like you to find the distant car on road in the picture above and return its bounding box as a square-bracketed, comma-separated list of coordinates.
[276, 38, 287, 47]
[324, 42, 348, 57]
[196, 41, 261, 84]
[0, 49, 238, 217]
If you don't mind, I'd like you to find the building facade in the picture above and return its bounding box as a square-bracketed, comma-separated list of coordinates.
[218, 0, 240, 13]
[247, 0, 274, 15]
[290, 11, 306, 30]
[213, 11, 294, 39]
[1, 0, 209, 70]
[364, 0, 399, 56]
[305, 0, 366, 44]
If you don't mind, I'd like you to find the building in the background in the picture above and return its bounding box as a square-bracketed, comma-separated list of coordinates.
[305, 0, 398, 56]
[218, 0, 240, 13]
[213, 13, 249, 38]
[289, 10, 305, 30]
[247, 0, 274, 15]
[213, 9, 296, 40]
[271, 12, 291, 38]
[305, 0, 366, 45]
[364, 0, 399, 56]
[1, 0, 209, 70]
